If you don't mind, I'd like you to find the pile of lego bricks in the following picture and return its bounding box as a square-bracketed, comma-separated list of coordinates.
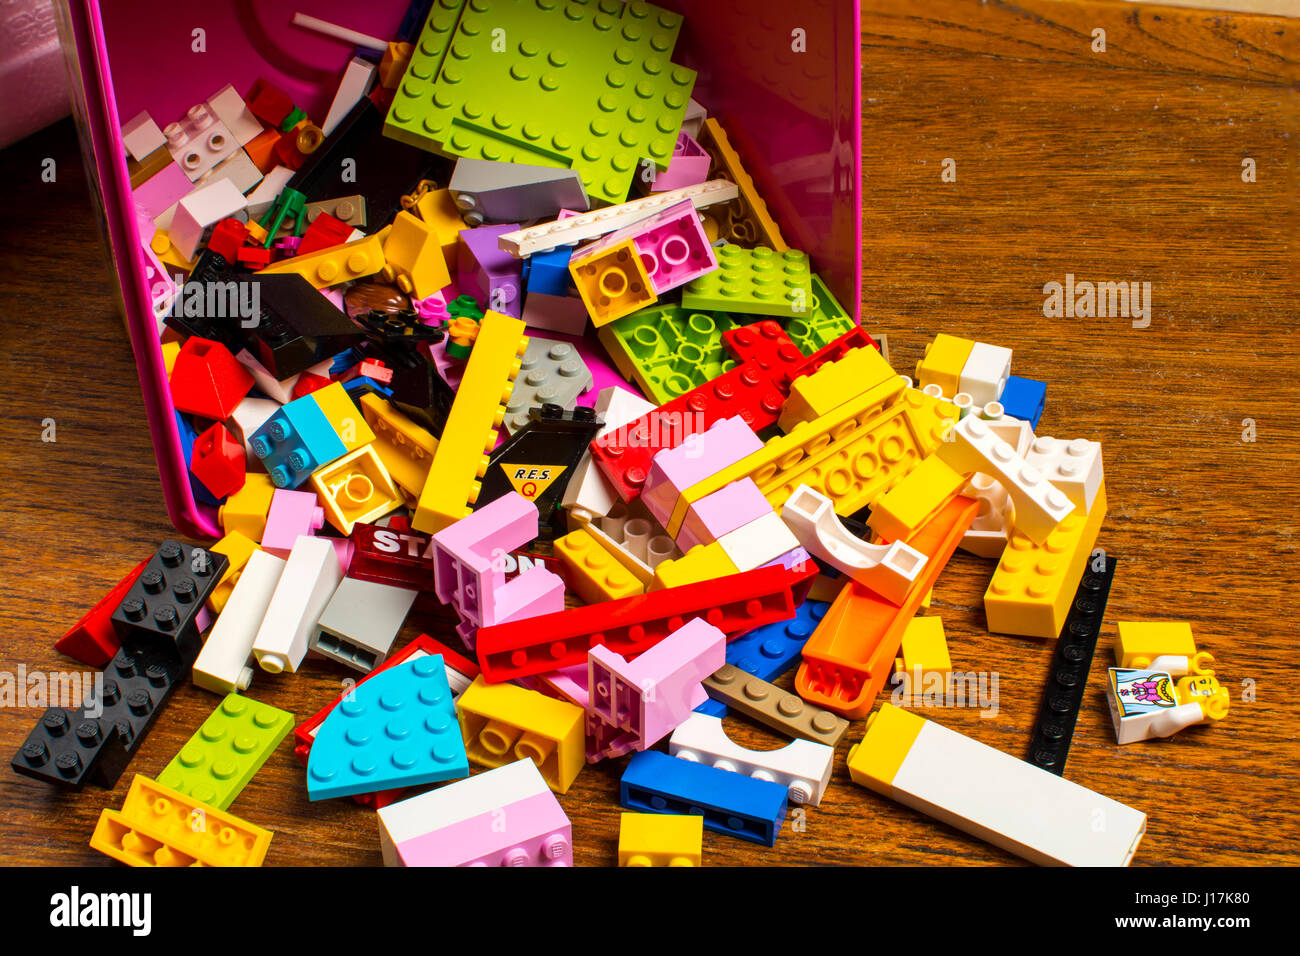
[13, 1, 1231, 868]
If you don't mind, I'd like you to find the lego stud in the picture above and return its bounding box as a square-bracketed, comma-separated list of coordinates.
[341, 474, 375, 506]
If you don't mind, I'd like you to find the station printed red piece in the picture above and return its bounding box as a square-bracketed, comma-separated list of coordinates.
[189, 421, 247, 499]
[169, 336, 255, 420]
[53, 559, 149, 667]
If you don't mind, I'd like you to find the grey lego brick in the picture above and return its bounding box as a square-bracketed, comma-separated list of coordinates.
[311, 577, 417, 673]
[449, 158, 589, 225]
[503, 338, 593, 434]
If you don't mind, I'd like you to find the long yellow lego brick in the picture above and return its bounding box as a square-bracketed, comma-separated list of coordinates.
[984, 482, 1109, 639]
[256, 234, 386, 288]
[779, 345, 898, 432]
[412, 312, 528, 533]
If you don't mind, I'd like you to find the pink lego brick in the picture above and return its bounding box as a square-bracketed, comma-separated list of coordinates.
[629, 200, 716, 295]
[762, 546, 815, 574]
[650, 131, 711, 193]
[533, 663, 590, 709]
[132, 161, 192, 223]
[585, 617, 726, 762]
[262, 488, 325, 557]
[139, 229, 177, 322]
[163, 102, 239, 181]
[392, 789, 571, 867]
[329, 537, 354, 575]
[521, 291, 589, 336]
[677, 477, 774, 552]
[642, 416, 765, 528]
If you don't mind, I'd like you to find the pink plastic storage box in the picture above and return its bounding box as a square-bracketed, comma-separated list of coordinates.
[59, 0, 862, 539]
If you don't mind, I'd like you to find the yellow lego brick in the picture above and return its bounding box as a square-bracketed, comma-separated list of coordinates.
[1115, 622, 1214, 674]
[914, 333, 975, 398]
[555, 528, 645, 604]
[90, 775, 272, 867]
[129, 144, 172, 189]
[700, 118, 787, 251]
[257, 233, 386, 288]
[618, 812, 703, 867]
[309, 382, 375, 453]
[161, 339, 181, 377]
[150, 228, 195, 273]
[572, 516, 658, 589]
[359, 393, 438, 496]
[381, 210, 451, 299]
[779, 346, 897, 432]
[894, 616, 951, 677]
[217, 472, 277, 542]
[310, 445, 402, 534]
[207, 531, 259, 614]
[920, 587, 933, 609]
[984, 483, 1109, 638]
[668, 379, 933, 537]
[650, 541, 740, 591]
[570, 238, 657, 327]
[456, 677, 585, 794]
[869, 454, 967, 541]
[415, 188, 469, 262]
[412, 311, 528, 533]
[845, 702, 925, 790]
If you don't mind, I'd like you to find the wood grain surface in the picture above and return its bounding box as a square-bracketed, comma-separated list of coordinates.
[0, 0, 1296, 867]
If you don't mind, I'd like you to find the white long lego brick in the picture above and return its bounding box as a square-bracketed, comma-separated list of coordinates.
[192, 549, 285, 694]
[716, 511, 802, 574]
[561, 386, 659, 524]
[496, 179, 740, 257]
[169, 178, 249, 260]
[669, 712, 834, 806]
[122, 110, 166, 162]
[849, 705, 1147, 867]
[322, 56, 378, 137]
[252, 535, 342, 674]
[781, 484, 927, 603]
[377, 758, 549, 866]
[205, 84, 264, 146]
[936, 416, 1075, 545]
[1024, 436, 1104, 514]
[958, 342, 1012, 406]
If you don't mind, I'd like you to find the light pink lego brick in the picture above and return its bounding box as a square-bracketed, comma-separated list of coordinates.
[395, 791, 571, 867]
[122, 110, 166, 163]
[132, 161, 192, 222]
[761, 546, 815, 574]
[163, 103, 239, 181]
[631, 200, 716, 294]
[262, 488, 325, 557]
[169, 178, 248, 260]
[521, 291, 589, 336]
[650, 131, 711, 193]
[677, 477, 774, 552]
[431, 492, 538, 626]
[585, 617, 726, 762]
[139, 228, 177, 324]
[329, 538, 354, 575]
[642, 416, 764, 527]
[534, 663, 589, 709]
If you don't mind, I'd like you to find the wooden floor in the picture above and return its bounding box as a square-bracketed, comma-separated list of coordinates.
[0, 0, 1296, 866]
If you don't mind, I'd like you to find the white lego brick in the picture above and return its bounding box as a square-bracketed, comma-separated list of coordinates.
[781, 484, 927, 603]
[169, 178, 249, 261]
[984, 416, 1034, 458]
[193, 149, 264, 195]
[669, 712, 834, 806]
[205, 84, 264, 146]
[164, 104, 239, 181]
[228, 397, 280, 465]
[377, 758, 550, 866]
[323, 56, 378, 137]
[122, 110, 166, 163]
[561, 386, 658, 523]
[936, 416, 1075, 545]
[716, 511, 801, 573]
[244, 165, 296, 219]
[252, 535, 343, 674]
[192, 550, 285, 695]
[958, 472, 1012, 558]
[1024, 436, 1104, 514]
[497, 179, 739, 256]
[958, 342, 1012, 406]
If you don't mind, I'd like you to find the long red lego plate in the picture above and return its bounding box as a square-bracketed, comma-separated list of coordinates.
[795, 494, 977, 718]
[476, 562, 816, 683]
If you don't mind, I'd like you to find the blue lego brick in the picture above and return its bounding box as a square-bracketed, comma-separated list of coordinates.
[619, 750, 788, 847]
[249, 392, 348, 489]
[693, 599, 829, 718]
[175, 410, 221, 506]
[341, 377, 393, 403]
[307, 655, 469, 800]
[526, 246, 573, 297]
[999, 375, 1046, 429]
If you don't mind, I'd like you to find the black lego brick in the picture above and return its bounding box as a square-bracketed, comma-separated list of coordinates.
[109, 540, 229, 668]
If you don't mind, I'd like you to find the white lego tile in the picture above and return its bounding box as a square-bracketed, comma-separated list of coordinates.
[122, 110, 166, 163]
[205, 84, 265, 146]
[322, 56, 378, 137]
[169, 178, 249, 260]
[252, 536, 343, 674]
[669, 712, 834, 806]
[1025, 436, 1104, 514]
[716, 511, 802, 573]
[193, 550, 285, 695]
[193, 149, 264, 195]
[958, 341, 1012, 406]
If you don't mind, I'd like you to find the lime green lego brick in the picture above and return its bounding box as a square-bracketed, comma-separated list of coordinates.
[597, 304, 741, 404]
[384, 0, 695, 206]
[784, 274, 856, 355]
[680, 246, 815, 319]
[157, 694, 293, 811]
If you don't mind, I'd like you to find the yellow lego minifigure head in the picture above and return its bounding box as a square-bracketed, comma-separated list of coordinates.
[1175, 674, 1230, 722]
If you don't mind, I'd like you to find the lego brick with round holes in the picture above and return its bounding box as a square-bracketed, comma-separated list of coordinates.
[570, 238, 658, 327]
[669, 712, 834, 806]
[163, 103, 239, 181]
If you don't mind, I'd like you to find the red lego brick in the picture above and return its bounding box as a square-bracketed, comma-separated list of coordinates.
[296, 212, 354, 256]
[189, 422, 246, 499]
[290, 371, 334, 400]
[475, 562, 816, 684]
[207, 218, 249, 261]
[169, 337, 255, 420]
[781, 326, 881, 390]
[246, 78, 293, 126]
[53, 559, 149, 668]
[357, 359, 393, 384]
[237, 245, 274, 270]
[273, 128, 309, 171]
[722, 320, 804, 387]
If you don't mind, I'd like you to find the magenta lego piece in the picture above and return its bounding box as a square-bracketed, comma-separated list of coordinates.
[456, 223, 523, 319]
[631, 200, 717, 295]
[534, 663, 589, 709]
[329, 537, 354, 575]
[262, 488, 325, 557]
[650, 131, 711, 193]
[132, 160, 192, 223]
[585, 617, 726, 762]
[677, 477, 774, 552]
[394, 791, 571, 867]
[642, 416, 765, 528]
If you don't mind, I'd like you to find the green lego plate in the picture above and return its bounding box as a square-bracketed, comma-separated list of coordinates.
[598, 304, 741, 404]
[784, 274, 856, 355]
[680, 245, 816, 320]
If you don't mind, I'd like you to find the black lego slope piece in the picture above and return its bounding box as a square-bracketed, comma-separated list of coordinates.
[242, 272, 368, 379]
[109, 540, 229, 668]
[1026, 551, 1117, 776]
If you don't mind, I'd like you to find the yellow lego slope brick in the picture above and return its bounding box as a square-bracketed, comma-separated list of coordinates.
[894, 616, 951, 676]
[456, 677, 584, 794]
[650, 540, 739, 591]
[257, 234, 386, 288]
[870, 454, 967, 541]
[914, 333, 975, 398]
[382, 210, 451, 300]
[412, 312, 528, 533]
[311, 382, 376, 453]
[555, 528, 645, 603]
[360, 393, 438, 496]
[619, 812, 704, 867]
[984, 483, 1109, 638]
[779, 346, 897, 432]
[415, 188, 469, 262]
